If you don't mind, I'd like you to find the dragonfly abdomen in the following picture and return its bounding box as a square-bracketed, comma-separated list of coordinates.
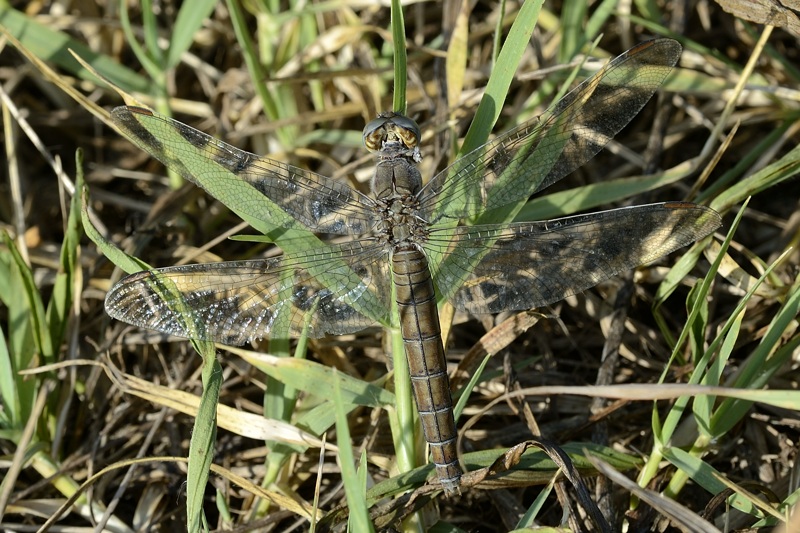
[392, 246, 461, 495]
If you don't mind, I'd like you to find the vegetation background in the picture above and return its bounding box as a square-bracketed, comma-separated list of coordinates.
[0, 0, 798, 531]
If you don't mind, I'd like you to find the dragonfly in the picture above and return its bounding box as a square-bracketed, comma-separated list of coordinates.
[105, 38, 721, 495]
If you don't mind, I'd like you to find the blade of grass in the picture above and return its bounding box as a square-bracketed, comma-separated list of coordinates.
[333, 368, 374, 532]
[118, 0, 179, 187]
[45, 150, 83, 353]
[238, 352, 395, 408]
[424, 0, 548, 285]
[586, 0, 623, 39]
[643, 203, 798, 505]
[517, 160, 704, 222]
[226, 0, 298, 148]
[1, 232, 54, 362]
[255, 274, 299, 519]
[187, 347, 220, 533]
[445, 1, 470, 110]
[453, 353, 491, 422]
[166, 0, 218, 69]
[663, 446, 786, 521]
[639, 199, 744, 490]
[0, 327, 15, 426]
[558, 0, 588, 62]
[516, 473, 558, 527]
[391, 0, 407, 114]
[710, 141, 800, 213]
[459, 0, 544, 157]
[386, 281, 418, 486]
[706, 275, 800, 433]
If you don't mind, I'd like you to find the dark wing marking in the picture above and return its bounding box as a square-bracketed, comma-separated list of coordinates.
[105, 241, 392, 345]
[417, 39, 682, 224]
[425, 203, 721, 312]
[111, 106, 380, 235]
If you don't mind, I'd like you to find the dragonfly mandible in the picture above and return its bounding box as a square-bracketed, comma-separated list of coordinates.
[105, 38, 721, 495]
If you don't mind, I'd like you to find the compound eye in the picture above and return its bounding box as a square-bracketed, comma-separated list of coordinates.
[389, 115, 421, 145]
[362, 116, 390, 152]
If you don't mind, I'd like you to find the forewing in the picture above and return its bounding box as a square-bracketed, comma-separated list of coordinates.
[426, 203, 721, 313]
[418, 39, 682, 224]
[105, 241, 392, 345]
[111, 106, 380, 235]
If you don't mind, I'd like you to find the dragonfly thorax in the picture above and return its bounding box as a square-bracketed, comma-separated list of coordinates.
[375, 193, 429, 249]
[370, 133, 428, 249]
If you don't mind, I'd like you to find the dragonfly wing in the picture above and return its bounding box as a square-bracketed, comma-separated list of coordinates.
[427, 203, 721, 313]
[417, 39, 682, 223]
[105, 241, 392, 345]
[112, 106, 380, 235]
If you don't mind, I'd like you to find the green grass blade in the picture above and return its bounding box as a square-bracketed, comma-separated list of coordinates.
[638, 201, 742, 489]
[83, 155, 220, 530]
[225, 0, 297, 148]
[517, 162, 702, 222]
[651, 202, 744, 439]
[423, 0, 545, 278]
[586, 0, 622, 38]
[80, 182, 149, 275]
[711, 141, 800, 213]
[166, 0, 218, 69]
[646, 204, 797, 500]
[390, 0, 407, 114]
[1, 232, 54, 362]
[708, 273, 800, 435]
[259, 284, 304, 517]
[290, 393, 385, 456]
[116, 0, 185, 190]
[388, 314, 418, 485]
[243, 354, 395, 408]
[262, 273, 297, 423]
[0, 327, 16, 426]
[459, 0, 544, 157]
[0, 246, 37, 428]
[558, 0, 588, 61]
[697, 119, 795, 202]
[139, 0, 163, 67]
[517, 474, 557, 527]
[187, 352, 221, 533]
[333, 369, 374, 532]
[692, 305, 743, 435]
[446, 2, 469, 109]
[45, 150, 83, 350]
[453, 353, 491, 421]
[117, 0, 162, 86]
[663, 447, 769, 518]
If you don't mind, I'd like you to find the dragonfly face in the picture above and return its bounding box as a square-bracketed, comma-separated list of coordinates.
[104, 38, 722, 494]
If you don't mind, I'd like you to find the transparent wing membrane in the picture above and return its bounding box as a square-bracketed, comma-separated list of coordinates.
[105, 242, 391, 345]
[418, 39, 682, 224]
[426, 203, 720, 312]
[112, 107, 381, 235]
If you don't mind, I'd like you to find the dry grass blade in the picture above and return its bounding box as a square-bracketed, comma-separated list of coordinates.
[715, 0, 800, 37]
[587, 454, 722, 533]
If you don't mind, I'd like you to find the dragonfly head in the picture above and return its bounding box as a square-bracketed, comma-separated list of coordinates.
[363, 112, 422, 163]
